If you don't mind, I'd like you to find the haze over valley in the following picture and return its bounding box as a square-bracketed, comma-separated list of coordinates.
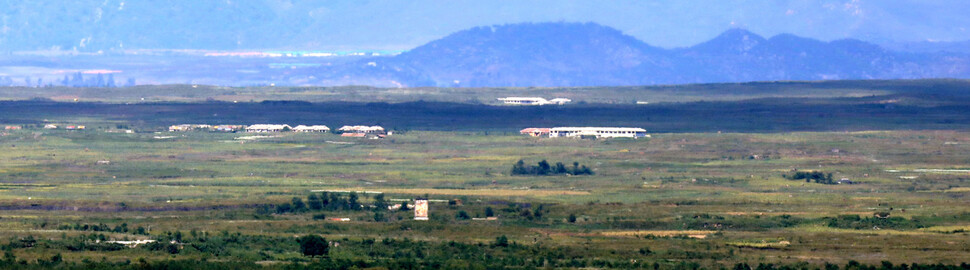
[3, 2, 970, 269]
[3, 23, 970, 88]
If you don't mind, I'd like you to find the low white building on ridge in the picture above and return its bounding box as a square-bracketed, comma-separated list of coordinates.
[498, 97, 571, 105]
[549, 127, 648, 138]
[293, 125, 330, 132]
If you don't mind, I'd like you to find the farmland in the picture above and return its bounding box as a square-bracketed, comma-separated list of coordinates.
[0, 80, 969, 269]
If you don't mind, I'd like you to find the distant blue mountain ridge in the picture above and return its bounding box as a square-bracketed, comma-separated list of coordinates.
[3, 21, 970, 88]
[310, 22, 970, 87]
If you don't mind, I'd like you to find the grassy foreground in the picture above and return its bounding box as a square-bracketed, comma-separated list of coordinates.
[0, 128, 968, 268]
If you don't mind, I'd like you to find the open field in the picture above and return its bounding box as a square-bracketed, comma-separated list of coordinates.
[1, 80, 970, 268]
[0, 127, 969, 268]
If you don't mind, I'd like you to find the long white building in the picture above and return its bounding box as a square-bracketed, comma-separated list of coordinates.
[293, 125, 330, 132]
[497, 97, 571, 105]
[549, 127, 648, 138]
[337, 125, 385, 134]
[246, 124, 291, 132]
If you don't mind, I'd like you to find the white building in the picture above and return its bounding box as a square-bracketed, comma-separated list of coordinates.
[169, 124, 214, 132]
[338, 125, 385, 134]
[213, 125, 245, 132]
[549, 127, 648, 139]
[169, 124, 192, 132]
[246, 124, 292, 132]
[497, 97, 571, 105]
[548, 98, 572, 105]
[293, 125, 330, 132]
[103, 239, 156, 248]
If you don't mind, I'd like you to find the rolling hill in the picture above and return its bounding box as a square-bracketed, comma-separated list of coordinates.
[316, 22, 970, 87]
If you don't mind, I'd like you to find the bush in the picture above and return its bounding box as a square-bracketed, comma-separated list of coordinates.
[455, 211, 470, 220]
[493, 235, 509, 247]
[296, 235, 329, 258]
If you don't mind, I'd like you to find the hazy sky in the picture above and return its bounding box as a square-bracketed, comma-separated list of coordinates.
[2, 0, 968, 51]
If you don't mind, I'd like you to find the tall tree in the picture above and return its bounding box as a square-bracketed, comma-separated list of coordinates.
[373, 193, 388, 210]
[307, 194, 322, 211]
[292, 197, 308, 212]
[537, 160, 551, 175]
[348, 193, 359, 210]
[297, 235, 329, 258]
[511, 159, 528, 175]
[72, 72, 84, 87]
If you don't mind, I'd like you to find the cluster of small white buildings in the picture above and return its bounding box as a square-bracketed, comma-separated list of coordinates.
[169, 124, 245, 132]
[39, 124, 85, 130]
[336, 125, 388, 138]
[244, 124, 335, 133]
[498, 97, 572, 105]
[168, 124, 390, 137]
[168, 124, 334, 133]
[520, 127, 649, 139]
[243, 124, 288, 132]
[293, 125, 332, 132]
[337, 125, 384, 133]
[2, 124, 88, 131]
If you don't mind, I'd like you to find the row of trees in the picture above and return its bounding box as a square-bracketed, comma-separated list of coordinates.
[783, 171, 835, 184]
[511, 160, 593, 176]
[56, 223, 148, 235]
[272, 192, 390, 214]
[0, 73, 135, 88]
[9, 225, 970, 269]
[824, 214, 924, 230]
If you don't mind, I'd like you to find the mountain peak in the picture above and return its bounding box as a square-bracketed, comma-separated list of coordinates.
[688, 28, 767, 54]
[406, 22, 659, 55]
[322, 23, 967, 87]
[382, 22, 669, 87]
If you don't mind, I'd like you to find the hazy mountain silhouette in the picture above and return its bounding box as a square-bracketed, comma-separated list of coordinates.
[325, 22, 680, 87]
[316, 22, 970, 87]
[684, 29, 767, 55]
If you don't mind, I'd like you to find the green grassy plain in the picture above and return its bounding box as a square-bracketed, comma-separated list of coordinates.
[0, 128, 968, 268]
[1, 80, 969, 268]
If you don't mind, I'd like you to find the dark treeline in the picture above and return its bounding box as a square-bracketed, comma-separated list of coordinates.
[824, 214, 925, 230]
[4, 208, 970, 268]
[511, 159, 593, 176]
[784, 171, 835, 184]
[5, 90, 970, 132]
[1, 237, 970, 270]
[0, 73, 134, 88]
[266, 192, 390, 215]
[55, 223, 149, 235]
[608, 211, 970, 231]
